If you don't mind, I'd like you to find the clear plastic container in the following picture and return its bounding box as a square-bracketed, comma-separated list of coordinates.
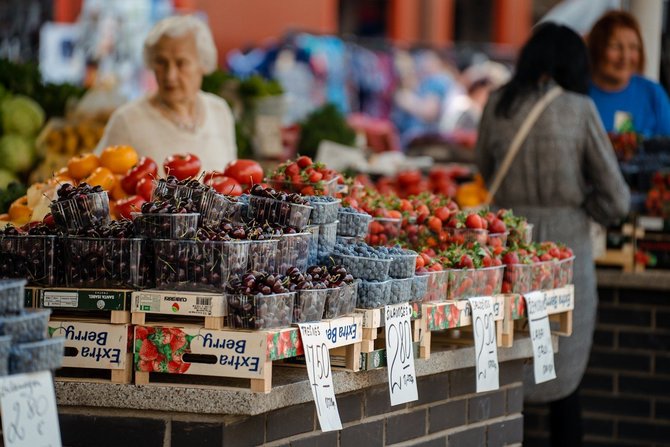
[0, 309, 51, 343]
[0, 279, 26, 314]
[248, 196, 312, 230]
[553, 256, 575, 288]
[357, 279, 392, 308]
[247, 239, 279, 273]
[294, 289, 328, 323]
[226, 292, 295, 329]
[337, 210, 372, 238]
[0, 335, 11, 376]
[445, 227, 489, 246]
[525, 224, 534, 244]
[50, 191, 110, 233]
[317, 221, 338, 263]
[473, 265, 505, 296]
[10, 337, 65, 374]
[389, 277, 412, 304]
[423, 270, 449, 302]
[531, 260, 557, 291]
[322, 281, 359, 319]
[276, 233, 312, 274]
[199, 190, 241, 227]
[367, 217, 402, 245]
[305, 225, 319, 266]
[446, 268, 477, 300]
[389, 250, 418, 279]
[333, 253, 391, 281]
[133, 212, 199, 240]
[267, 177, 339, 196]
[503, 263, 533, 294]
[64, 237, 149, 289]
[487, 232, 509, 250]
[151, 180, 208, 206]
[411, 274, 429, 302]
[153, 240, 249, 291]
[0, 235, 63, 286]
[307, 198, 341, 224]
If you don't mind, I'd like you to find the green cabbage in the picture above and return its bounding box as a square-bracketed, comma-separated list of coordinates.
[1, 95, 45, 137]
[0, 134, 35, 173]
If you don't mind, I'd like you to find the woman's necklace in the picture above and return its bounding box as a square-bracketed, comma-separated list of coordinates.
[155, 97, 201, 133]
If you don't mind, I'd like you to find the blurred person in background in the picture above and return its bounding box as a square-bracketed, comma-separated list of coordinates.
[475, 23, 630, 446]
[392, 49, 456, 147]
[97, 15, 237, 170]
[587, 10, 670, 137]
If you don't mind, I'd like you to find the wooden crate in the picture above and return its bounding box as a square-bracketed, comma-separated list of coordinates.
[508, 285, 575, 337]
[38, 288, 132, 323]
[417, 295, 508, 360]
[133, 314, 362, 393]
[357, 302, 422, 354]
[131, 289, 227, 330]
[47, 318, 133, 384]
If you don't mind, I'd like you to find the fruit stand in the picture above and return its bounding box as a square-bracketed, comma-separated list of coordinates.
[0, 152, 577, 445]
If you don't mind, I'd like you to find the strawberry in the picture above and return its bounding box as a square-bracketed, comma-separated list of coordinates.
[296, 155, 313, 168]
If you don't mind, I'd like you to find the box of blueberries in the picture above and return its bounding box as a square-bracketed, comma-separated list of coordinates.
[132, 290, 227, 317]
[38, 288, 132, 311]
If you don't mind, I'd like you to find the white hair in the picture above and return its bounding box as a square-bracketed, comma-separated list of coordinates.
[143, 15, 218, 74]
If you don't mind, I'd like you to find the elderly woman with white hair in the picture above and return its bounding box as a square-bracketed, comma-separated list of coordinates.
[97, 15, 237, 170]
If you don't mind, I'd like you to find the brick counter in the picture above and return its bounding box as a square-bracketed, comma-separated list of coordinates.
[52, 336, 544, 446]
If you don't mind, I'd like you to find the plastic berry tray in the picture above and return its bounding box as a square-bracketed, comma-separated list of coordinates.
[50, 191, 110, 233]
[411, 274, 429, 302]
[294, 289, 329, 323]
[423, 270, 448, 302]
[388, 250, 418, 279]
[0, 278, 26, 314]
[553, 256, 575, 288]
[317, 221, 338, 263]
[332, 253, 391, 281]
[487, 232, 509, 250]
[473, 265, 505, 296]
[357, 279, 392, 309]
[525, 224, 534, 244]
[151, 180, 207, 206]
[367, 217, 402, 245]
[0, 235, 63, 286]
[267, 177, 339, 196]
[389, 277, 412, 304]
[322, 281, 359, 319]
[307, 197, 341, 224]
[226, 292, 295, 330]
[133, 212, 199, 239]
[503, 263, 533, 294]
[0, 309, 51, 343]
[445, 227, 489, 245]
[446, 268, 477, 300]
[276, 233, 312, 275]
[247, 239, 279, 273]
[531, 260, 556, 291]
[248, 196, 312, 230]
[10, 337, 65, 374]
[305, 225, 320, 266]
[0, 335, 11, 376]
[64, 237, 149, 289]
[153, 239, 249, 292]
[337, 210, 372, 238]
[199, 190, 241, 227]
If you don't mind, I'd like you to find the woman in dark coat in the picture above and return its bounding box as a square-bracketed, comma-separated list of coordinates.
[475, 23, 630, 446]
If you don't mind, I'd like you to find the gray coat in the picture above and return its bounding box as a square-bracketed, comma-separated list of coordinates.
[475, 83, 630, 402]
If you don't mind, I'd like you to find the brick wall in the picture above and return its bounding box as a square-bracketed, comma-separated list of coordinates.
[524, 286, 670, 446]
[56, 360, 526, 447]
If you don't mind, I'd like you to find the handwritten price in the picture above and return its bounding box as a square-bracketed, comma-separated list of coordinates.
[388, 319, 412, 393]
[304, 342, 331, 416]
[7, 392, 50, 443]
[474, 310, 496, 380]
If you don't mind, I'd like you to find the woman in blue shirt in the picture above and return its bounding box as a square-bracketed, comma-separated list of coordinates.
[587, 10, 670, 137]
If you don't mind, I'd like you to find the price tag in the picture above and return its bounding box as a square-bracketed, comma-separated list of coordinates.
[0, 370, 62, 447]
[468, 297, 499, 393]
[525, 291, 557, 383]
[384, 303, 418, 406]
[298, 322, 342, 432]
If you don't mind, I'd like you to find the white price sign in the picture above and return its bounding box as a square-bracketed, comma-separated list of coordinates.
[384, 303, 418, 406]
[298, 322, 342, 432]
[525, 291, 557, 383]
[0, 371, 62, 447]
[468, 297, 499, 393]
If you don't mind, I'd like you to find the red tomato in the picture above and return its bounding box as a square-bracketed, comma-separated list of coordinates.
[206, 175, 242, 196]
[163, 153, 201, 180]
[223, 159, 264, 186]
[121, 157, 158, 194]
[116, 195, 146, 219]
[135, 177, 154, 201]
